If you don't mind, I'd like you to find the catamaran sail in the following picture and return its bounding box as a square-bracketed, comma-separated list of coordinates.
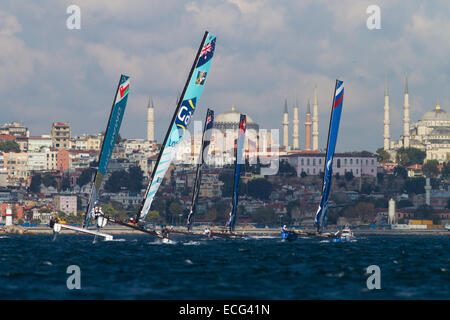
[83, 74, 130, 227]
[314, 79, 344, 232]
[226, 114, 247, 232]
[135, 31, 216, 224]
[186, 108, 214, 230]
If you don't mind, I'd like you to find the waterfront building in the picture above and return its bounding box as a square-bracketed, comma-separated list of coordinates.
[281, 152, 378, 177]
[53, 195, 77, 215]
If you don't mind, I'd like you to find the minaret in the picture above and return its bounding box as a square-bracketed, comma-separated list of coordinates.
[147, 96, 155, 142]
[305, 99, 312, 151]
[283, 98, 289, 148]
[293, 94, 299, 150]
[312, 86, 319, 150]
[383, 77, 390, 150]
[403, 74, 410, 148]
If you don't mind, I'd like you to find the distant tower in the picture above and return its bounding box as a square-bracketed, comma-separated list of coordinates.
[147, 97, 155, 142]
[283, 98, 289, 148]
[5, 206, 12, 226]
[425, 176, 431, 206]
[305, 99, 312, 151]
[293, 95, 300, 150]
[312, 86, 319, 150]
[388, 199, 396, 225]
[383, 76, 390, 150]
[403, 74, 410, 148]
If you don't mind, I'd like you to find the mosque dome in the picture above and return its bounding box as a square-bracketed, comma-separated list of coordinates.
[422, 99, 450, 121]
[215, 105, 255, 124]
[214, 105, 259, 131]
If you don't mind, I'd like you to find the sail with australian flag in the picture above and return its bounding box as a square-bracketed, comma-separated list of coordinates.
[314, 79, 344, 232]
[186, 108, 214, 231]
[135, 31, 216, 224]
[83, 75, 130, 228]
[226, 114, 247, 232]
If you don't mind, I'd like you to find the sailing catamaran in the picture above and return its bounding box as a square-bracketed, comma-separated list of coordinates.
[281, 79, 344, 240]
[171, 113, 248, 239]
[314, 79, 344, 234]
[186, 108, 214, 231]
[102, 31, 217, 240]
[50, 74, 131, 241]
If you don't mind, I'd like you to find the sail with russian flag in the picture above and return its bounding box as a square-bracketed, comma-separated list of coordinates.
[314, 79, 344, 232]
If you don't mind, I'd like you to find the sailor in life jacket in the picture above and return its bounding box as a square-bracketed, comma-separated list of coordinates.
[281, 225, 288, 233]
[93, 206, 104, 219]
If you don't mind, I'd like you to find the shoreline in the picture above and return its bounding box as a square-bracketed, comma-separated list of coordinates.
[1, 225, 449, 236]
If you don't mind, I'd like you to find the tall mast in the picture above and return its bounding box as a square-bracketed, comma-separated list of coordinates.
[135, 31, 216, 224]
[314, 80, 344, 231]
[83, 75, 130, 227]
[186, 108, 214, 230]
[226, 114, 247, 232]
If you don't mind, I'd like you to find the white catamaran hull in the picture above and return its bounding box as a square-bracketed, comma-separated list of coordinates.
[53, 223, 113, 241]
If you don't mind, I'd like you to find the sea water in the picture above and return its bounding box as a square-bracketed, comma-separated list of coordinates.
[0, 234, 449, 299]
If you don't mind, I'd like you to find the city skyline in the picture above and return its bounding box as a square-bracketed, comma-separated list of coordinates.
[2, 1, 450, 152]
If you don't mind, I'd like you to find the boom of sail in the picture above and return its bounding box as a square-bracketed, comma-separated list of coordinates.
[83, 75, 130, 227]
[136, 31, 217, 224]
[314, 79, 344, 231]
[226, 114, 247, 232]
[186, 108, 215, 230]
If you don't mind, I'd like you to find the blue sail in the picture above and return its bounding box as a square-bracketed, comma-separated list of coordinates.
[83, 75, 130, 227]
[137, 31, 216, 223]
[226, 114, 247, 231]
[314, 80, 344, 230]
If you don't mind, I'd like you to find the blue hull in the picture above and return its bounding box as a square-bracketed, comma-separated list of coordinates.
[281, 231, 298, 241]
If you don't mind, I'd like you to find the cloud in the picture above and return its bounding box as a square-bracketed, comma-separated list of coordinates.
[1, 1, 450, 153]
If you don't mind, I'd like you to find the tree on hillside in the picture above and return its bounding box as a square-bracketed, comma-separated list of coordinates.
[278, 160, 297, 177]
[397, 199, 414, 208]
[376, 148, 391, 162]
[441, 162, 450, 178]
[395, 147, 426, 166]
[77, 168, 95, 187]
[403, 177, 426, 194]
[42, 174, 57, 188]
[29, 174, 42, 193]
[61, 177, 71, 191]
[414, 204, 434, 220]
[422, 160, 439, 178]
[104, 170, 128, 192]
[0, 140, 20, 153]
[151, 197, 166, 216]
[247, 178, 273, 200]
[251, 207, 276, 226]
[127, 165, 144, 192]
[345, 171, 354, 182]
[394, 166, 407, 179]
[101, 203, 129, 221]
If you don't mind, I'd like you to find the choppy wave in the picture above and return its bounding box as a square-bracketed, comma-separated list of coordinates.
[0, 234, 449, 299]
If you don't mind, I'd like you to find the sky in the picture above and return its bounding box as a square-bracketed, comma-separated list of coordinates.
[2, 0, 450, 153]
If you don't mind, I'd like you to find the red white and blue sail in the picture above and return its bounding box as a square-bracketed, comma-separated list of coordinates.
[314, 79, 344, 230]
[226, 114, 247, 231]
[137, 31, 216, 223]
[84, 75, 130, 227]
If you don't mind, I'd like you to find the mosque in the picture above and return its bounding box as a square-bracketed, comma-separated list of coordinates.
[383, 75, 450, 162]
[145, 88, 322, 166]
